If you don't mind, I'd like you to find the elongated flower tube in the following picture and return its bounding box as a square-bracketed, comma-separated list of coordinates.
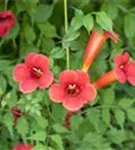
[82, 29, 118, 72]
[94, 52, 135, 89]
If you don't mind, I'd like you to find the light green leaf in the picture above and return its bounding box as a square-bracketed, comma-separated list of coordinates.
[96, 11, 113, 32]
[127, 108, 135, 122]
[34, 4, 54, 23]
[101, 87, 115, 105]
[51, 47, 65, 59]
[23, 24, 36, 44]
[102, 108, 110, 126]
[83, 13, 94, 33]
[50, 135, 64, 150]
[2, 113, 14, 138]
[124, 13, 135, 39]
[0, 75, 7, 95]
[35, 116, 48, 129]
[71, 10, 84, 31]
[53, 124, 69, 133]
[114, 109, 125, 127]
[118, 98, 135, 109]
[27, 131, 46, 141]
[37, 22, 57, 38]
[16, 117, 29, 137]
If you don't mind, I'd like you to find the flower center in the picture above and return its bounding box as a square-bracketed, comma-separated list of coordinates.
[0, 16, 10, 23]
[120, 65, 124, 69]
[31, 67, 43, 79]
[66, 84, 80, 97]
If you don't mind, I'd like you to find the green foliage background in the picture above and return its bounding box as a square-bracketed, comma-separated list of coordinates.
[0, 0, 135, 149]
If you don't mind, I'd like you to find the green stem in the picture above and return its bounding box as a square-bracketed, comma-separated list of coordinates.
[4, 0, 8, 10]
[64, 0, 70, 70]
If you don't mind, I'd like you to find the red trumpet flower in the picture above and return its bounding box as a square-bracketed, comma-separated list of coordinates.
[94, 52, 135, 89]
[13, 53, 54, 94]
[82, 29, 118, 72]
[0, 10, 15, 37]
[12, 144, 33, 150]
[49, 70, 97, 111]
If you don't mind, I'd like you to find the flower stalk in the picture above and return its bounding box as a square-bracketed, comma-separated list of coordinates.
[64, 0, 70, 70]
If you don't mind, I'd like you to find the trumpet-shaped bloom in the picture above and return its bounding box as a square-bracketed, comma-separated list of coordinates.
[0, 10, 15, 36]
[12, 144, 33, 150]
[13, 53, 54, 94]
[49, 70, 97, 111]
[82, 29, 118, 72]
[94, 52, 135, 89]
[114, 52, 135, 85]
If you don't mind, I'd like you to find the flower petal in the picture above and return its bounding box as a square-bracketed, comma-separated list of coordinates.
[125, 62, 135, 76]
[25, 53, 37, 67]
[0, 10, 15, 28]
[38, 71, 54, 89]
[0, 24, 9, 36]
[114, 68, 126, 83]
[113, 54, 122, 67]
[32, 54, 49, 72]
[19, 79, 38, 94]
[104, 31, 118, 43]
[76, 70, 90, 85]
[13, 64, 30, 82]
[122, 52, 129, 65]
[63, 97, 83, 112]
[127, 76, 135, 86]
[59, 70, 78, 84]
[80, 84, 97, 104]
[49, 84, 65, 103]
[12, 144, 33, 150]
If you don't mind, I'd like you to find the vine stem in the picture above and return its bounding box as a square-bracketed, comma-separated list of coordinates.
[64, 0, 70, 70]
[4, 0, 8, 10]
[64, 0, 74, 128]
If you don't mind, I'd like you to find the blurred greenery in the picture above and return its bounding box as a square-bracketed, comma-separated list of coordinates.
[0, 0, 135, 149]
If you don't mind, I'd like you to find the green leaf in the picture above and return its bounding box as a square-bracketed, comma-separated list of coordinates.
[16, 117, 29, 137]
[124, 13, 135, 39]
[53, 124, 69, 133]
[86, 108, 100, 132]
[2, 113, 14, 138]
[83, 13, 94, 33]
[118, 98, 135, 109]
[27, 131, 46, 141]
[35, 116, 48, 129]
[102, 108, 110, 126]
[114, 109, 125, 127]
[0, 75, 7, 95]
[23, 24, 36, 44]
[51, 104, 66, 122]
[5, 23, 20, 39]
[34, 4, 54, 23]
[70, 115, 83, 130]
[51, 47, 65, 59]
[96, 11, 113, 32]
[24, 0, 39, 16]
[65, 31, 80, 42]
[100, 87, 115, 105]
[37, 22, 57, 38]
[71, 10, 84, 31]
[50, 135, 64, 150]
[107, 128, 126, 144]
[0, 60, 10, 72]
[127, 108, 135, 122]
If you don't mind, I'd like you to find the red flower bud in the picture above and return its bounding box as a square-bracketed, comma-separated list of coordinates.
[82, 29, 118, 72]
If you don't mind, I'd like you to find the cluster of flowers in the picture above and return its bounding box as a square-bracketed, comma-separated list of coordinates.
[1, 10, 135, 150]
